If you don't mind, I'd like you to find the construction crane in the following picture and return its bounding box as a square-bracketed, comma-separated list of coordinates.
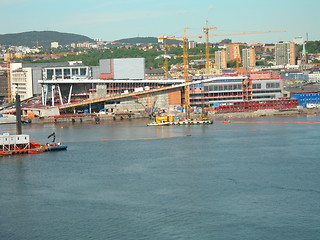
[0, 51, 87, 103]
[162, 44, 176, 78]
[159, 29, 285, 79]
[202, 21, 217, 75]
[158, 28, 286, 116]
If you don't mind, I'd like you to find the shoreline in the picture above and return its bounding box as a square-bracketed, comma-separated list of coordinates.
[18, 108, 320, 124]
[208, 109, 320, 119]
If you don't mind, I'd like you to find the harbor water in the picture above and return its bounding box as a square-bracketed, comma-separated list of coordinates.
[0, 115, 320, 240]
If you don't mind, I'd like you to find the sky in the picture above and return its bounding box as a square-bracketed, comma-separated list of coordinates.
[1, 0, 319, 44]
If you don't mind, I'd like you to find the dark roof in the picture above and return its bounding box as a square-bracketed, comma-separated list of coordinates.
[22, 62, 84, 68]
[285, 85, 320, 93]
[145, 68, 165, 74]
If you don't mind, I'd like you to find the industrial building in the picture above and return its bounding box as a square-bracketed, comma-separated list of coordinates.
[189, 74, 283, 108]
[284, 85, 320, 108]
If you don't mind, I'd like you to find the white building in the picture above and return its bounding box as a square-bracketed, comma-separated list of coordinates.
[293, 37, 304, 45]
[51, 42, 59, 48]
[10, 65, 33, 100]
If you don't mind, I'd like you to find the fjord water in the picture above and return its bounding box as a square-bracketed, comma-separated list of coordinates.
[0, 116, 320, 240]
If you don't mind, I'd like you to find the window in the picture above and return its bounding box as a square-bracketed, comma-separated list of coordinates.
[55, 69, 62, 77]
[266, 82, 280, 89]
[80, 68, 87, 75]
[252, 83, 261, 89]
[72, 68, 79, 75]
[46, 69, 54, 79]
[64, 69, 71, 78]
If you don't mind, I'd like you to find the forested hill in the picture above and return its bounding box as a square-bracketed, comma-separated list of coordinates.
[116, 37, 181, 45]
[0, 31, 95, 47]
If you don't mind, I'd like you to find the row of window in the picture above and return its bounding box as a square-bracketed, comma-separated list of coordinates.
[190, 90, 279, 98]
[199, 83, 280, 92]
[45, 68, 88, 79]
[266, 83, 280, 88]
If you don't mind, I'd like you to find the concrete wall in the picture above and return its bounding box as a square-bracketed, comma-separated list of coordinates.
[99, 58, 145, 80]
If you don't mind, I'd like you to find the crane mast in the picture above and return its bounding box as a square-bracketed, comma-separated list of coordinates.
[202, 21, 217, 76]
[182, 28, 190, 118]
[5, 49, 12, 103]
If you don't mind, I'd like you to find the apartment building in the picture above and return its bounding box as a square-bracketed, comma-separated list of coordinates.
[242, 47, 256, 68]
[226, 44, 241, 62]
[11, 67, 33, 100]
[215, 50, 227, 69]
[275, 42, 296, 65]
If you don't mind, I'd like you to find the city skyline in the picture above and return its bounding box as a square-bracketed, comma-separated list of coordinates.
[1, 0, 319, 44]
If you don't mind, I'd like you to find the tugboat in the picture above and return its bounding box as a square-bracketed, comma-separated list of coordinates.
[0, 94, 67, 156]
[46, 132, 68, 151]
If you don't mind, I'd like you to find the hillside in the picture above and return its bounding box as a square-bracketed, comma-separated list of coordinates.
[0, 31, 95, 47]
[115, 37, 181, 45]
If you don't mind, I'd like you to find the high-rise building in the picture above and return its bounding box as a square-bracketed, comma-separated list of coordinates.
[215, 50, 227, 69]
[275, 42, 296, 65]
[188, 41, 196, 49]
[11, 67, 33, 100]
[242, 47, 256, 68]
[226, 44, 241, 62]
[0, 71, 8, 101]
[293, 37, 304, 45]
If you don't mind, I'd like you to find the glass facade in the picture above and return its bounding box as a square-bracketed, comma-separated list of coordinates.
[44, 67, 90, 80]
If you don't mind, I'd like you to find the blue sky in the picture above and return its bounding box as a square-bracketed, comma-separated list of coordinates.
[1, 0, 319, 43]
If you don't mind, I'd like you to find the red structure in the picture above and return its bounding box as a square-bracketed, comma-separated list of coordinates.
[214, 99, 298, 113]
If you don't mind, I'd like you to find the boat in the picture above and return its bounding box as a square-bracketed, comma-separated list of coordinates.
[0, 94, 67, 156]
[0, 114, 16, 124]
[0, 133, 67, 156]
[147, 121, 170, 126]
[148, 116, 213, 126]
[47, 142, 68, 151]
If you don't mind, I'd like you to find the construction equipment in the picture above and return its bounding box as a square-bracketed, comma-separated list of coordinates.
[159, 28, 285, 117]
[4, 50, 12, 103]
[202, 21, 217, 75]
[159, 29, 286, 75]
[0, 51, 87, 103]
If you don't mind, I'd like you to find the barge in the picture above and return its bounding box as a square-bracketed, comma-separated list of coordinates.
[148, 116, 213, 126]
[0, 94, 67, 157]
[0, 133, 67, 156]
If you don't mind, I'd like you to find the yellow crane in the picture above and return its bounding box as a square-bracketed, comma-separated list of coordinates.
[0, 51, 87, 102]
[202, 21, 217, 75]
[158, 28, 285, 116]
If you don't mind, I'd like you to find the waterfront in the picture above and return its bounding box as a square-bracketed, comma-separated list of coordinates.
[0, 116, 320, 240]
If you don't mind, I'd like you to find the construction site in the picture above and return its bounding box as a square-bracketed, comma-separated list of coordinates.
[0, 23, 308, 124]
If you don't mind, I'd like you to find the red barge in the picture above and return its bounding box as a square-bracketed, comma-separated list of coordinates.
[0, 133, 67, 156]
[0, 93, 67, 157]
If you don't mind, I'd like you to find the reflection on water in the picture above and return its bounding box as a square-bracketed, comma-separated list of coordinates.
[0, 116, 320, 240]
